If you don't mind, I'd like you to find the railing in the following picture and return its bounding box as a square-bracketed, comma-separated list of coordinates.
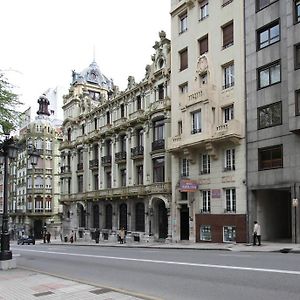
[89, 159, 99, 169]
[61, 165, 71, 173]
[152, 139, 165, 151]
[115, 151, 126, 163]
[131, 146, 144, 158]
[101, 155, 112, 165]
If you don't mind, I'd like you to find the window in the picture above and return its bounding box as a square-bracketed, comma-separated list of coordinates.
[296, 0, 300, 23]
[225, 188, 236, 212]
[223, 105, 234, 123]
[94, 118, 97, 130]
[153, 157, 165, 182]
[199, 35, 208, 55]
[200, 154, 210, 174]
[179, 82, 188, 94]
[137, 128, 143, 147]
[89, 90, 100, 101]
[256, 0, 277, 11]
[200, 225, 211, 241]
[257, 21, 280, 50]
[120, 104, 125, 118]
[180, 48, 188, 71]
[295, 43, 300, 69]
[296, 90, 300, 116]
[199, 0, 208, 20]
[181, 192, 188, 200]
[202, 190, 211, 212]
[222, 21, 233, 49]
[223, 226, 236, 242]
[120, 169, 126, 187]
[181, 158, 190, 177]
[153, 119, 164, 141]
[224, 148, 235, 171]
[106, 111, 110, 124]
[135, 203, 145, 232]
[81, 124, 85, 135]
[223, 63, 234, 89]
[222, 0, 233, 6]
[136, 165, 143, 185]
[258, 145, 283, 170]
[67, 128, 71, 141]
[137, 95, 142, 110]
[94, 174, 98, 190]
[200, 73, 208, 85]
[258, 61, 280, 89]
[158, 84, 164, 100]
[106, 171, 111, 188]
[120, 135, 126, 152]
[191, 110, 201, 134]
[179, 12, 187, 34]
[258, 101, 282, 129]
[77, 175, 83, 193]
[178, 121, 183, 135]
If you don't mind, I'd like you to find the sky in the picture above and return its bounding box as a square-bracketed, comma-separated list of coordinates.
[0, 0, 170, 120]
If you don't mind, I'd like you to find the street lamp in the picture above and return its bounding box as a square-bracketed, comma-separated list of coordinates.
[27, 144, 40, 237]
[0, 131, 18, 262]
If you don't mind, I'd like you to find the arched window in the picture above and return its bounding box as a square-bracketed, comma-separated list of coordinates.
[105, 204, 112, 229]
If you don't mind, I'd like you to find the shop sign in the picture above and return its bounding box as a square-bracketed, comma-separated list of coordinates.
[180, 179, 198, 192]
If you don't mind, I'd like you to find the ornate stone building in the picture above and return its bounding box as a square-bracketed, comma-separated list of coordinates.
[60, 32, 172, 242]
[10, 95, 62, 239]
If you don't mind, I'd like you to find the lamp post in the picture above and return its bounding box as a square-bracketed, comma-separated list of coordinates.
[0, 134, 18, 262]
[28, 144, 40, 238]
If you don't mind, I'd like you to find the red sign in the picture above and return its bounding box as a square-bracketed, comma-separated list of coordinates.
[180, 179, 198, 192]
[212, 189, 221, 198]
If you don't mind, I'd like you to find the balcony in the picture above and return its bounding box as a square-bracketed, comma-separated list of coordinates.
[114, 117, 127, 128]
[101, 155, 112, 166]
[213, 119, 243, 143]
[129, 109, 145, 123]
[152, 139, 165, 151]
[115, 151, 126, 163]
[131, 145, 144, 159]
[89, 159, 99, 170]
[61, 165, 71, 173]
[145, 182, 171, 194]
[148, 97, 171, 113]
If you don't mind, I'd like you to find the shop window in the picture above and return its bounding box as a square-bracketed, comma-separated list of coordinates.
[200, 225, 212, 241]
[223, 226, 236, 242]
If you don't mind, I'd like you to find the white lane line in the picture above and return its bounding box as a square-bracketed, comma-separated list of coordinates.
[12, 248, 300, 276]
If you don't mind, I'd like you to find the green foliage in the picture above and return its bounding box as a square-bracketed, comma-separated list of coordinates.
[0, 72, 22, 135]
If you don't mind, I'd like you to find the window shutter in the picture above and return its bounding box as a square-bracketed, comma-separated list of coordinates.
[199, 36, 208, 55]
[180, 49, 188, 70]
[223, 22, 233, 47]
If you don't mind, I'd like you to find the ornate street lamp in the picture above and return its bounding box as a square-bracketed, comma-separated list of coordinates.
[0, 129, 18, 262]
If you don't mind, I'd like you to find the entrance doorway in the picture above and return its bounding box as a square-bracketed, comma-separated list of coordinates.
[119, 203, 127, 230]
[180, 205, 189, 240]
[158, 201, 168, 239]
[33, 219, 43, 239]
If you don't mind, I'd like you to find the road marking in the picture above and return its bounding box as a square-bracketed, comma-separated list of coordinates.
[13, 248, 300, 276]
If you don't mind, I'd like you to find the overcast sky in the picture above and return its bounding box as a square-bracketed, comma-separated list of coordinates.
[0, 0, 170, 118]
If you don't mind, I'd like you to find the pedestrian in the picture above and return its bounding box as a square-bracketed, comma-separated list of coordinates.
[95, 228, 100, 244]
[253, 221, 261, 246]
[70, 231, 74, 243]
[119, 227, 125, 244]
[46, 231, 51, 243]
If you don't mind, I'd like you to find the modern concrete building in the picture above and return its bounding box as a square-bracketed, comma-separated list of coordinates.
[169, 0, 247, 243]
[60, 32, 172, 243]
[245, 0, 300, 242]
[9, 95, 63, 239]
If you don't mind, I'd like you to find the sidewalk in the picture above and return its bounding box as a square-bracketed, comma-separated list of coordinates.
[32, 238, 300, 254]
[0, 268, 157, 300]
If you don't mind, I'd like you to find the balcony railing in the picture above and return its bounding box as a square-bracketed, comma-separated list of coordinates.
[152, 139, 165, 151]
[61, 165, 71, 173]
[115, 151, 126, 163]
[131, 145, 144, 158]
[89, 159, 99, 169]
[101, 155, 112, 166]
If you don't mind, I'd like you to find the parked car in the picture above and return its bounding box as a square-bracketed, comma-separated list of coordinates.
[17, 236, 35, 245]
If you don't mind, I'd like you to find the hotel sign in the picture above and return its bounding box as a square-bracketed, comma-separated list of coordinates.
[180, 179, 198, 192]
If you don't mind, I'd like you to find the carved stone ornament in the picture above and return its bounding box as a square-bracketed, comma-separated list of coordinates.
[196, 55, 208, 75]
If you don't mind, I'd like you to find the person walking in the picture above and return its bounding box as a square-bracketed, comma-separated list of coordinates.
[253, 221, 261, 246]
[119, 227, 125, 244]
[46, 231, 51, 243]
[95, 228, 100, 244]
[69, 230, 74, 243]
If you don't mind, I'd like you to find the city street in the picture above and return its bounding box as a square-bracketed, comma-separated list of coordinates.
[11, 244, 300, 300]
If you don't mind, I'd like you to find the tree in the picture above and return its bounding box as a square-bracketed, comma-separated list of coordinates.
[0, 72, 22, 135]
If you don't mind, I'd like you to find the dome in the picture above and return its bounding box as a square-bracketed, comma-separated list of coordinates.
[72, 61, 114, 91]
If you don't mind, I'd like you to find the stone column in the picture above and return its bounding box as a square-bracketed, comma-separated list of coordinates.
[111, 136, 116, 188]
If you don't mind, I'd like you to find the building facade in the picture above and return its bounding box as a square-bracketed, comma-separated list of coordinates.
[245, 0, 300, 242]
[9, 95, 62, 239]
[60, 32, 172, 242]
[169, 0, 247, 243]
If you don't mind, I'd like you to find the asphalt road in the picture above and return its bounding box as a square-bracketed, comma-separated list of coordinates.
[11, 244, 300, 300]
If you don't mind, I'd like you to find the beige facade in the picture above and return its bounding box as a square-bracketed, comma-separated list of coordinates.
[169, 0, 247, 242]
[60, 32, 173, 242]
[10, 95, 62, 240]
